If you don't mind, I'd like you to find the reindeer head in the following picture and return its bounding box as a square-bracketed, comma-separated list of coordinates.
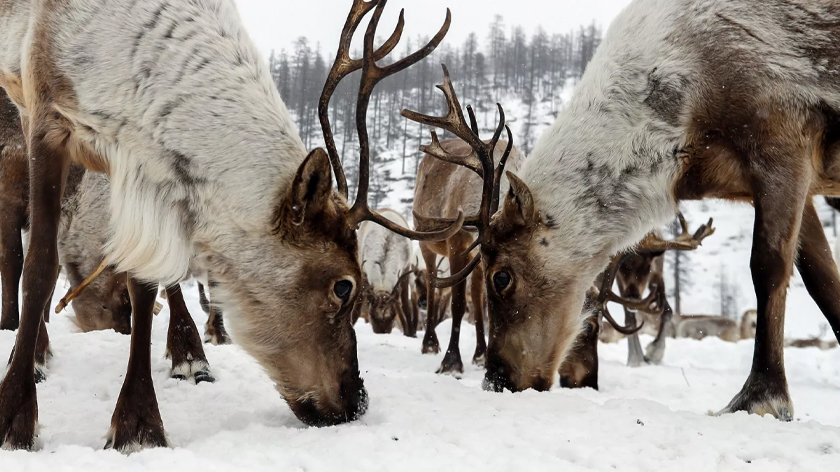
[65, 262, 132, 335]
[205, 0, 459, 426]
[740, 309, 758, 339]
[405, 72, 713, 391]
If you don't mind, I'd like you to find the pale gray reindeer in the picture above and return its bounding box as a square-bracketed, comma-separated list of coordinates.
[59, 170, 215, 381]
[0, 0, 461, 451]
[358, 209, 414, 334]
[405, 0, 840, 421]
[675, 309, 758, 342]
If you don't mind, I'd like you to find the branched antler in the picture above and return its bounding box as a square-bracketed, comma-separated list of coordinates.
[592, 213, 715, 333]
[320, 0, 462, 242]
[402, 65, 514, 288]
[637, 214, 715, 253]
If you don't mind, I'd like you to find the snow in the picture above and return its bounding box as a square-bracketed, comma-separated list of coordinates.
[1, 280, 839, 470]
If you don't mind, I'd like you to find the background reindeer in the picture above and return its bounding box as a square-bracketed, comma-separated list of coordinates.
[413, 137, 524, 374]
[0, 0, 462, 450]
[406, 0, 840, 421]
[675, 309, 758, 342]
[558, 220, 712, 389]
[358, 209, 414, 335]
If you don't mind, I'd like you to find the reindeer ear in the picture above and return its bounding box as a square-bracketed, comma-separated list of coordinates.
[288, 148, 334, 226]
[499, 171, 537, 228]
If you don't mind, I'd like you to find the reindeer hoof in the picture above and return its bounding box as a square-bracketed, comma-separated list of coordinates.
[0, 377, 38, 450]
[717, 376, 794, 421]
[170, 360, 214, 384]
[472, 352, 486, 367]
[34, 366, 47, 384]
[106, 385, 168, 453]
[104, 422, 168, 453]
[436, 352, 464, 376]
[645, 346, 664, 365]
[204, 330, 231, 346]
[193, 370, 216, 384]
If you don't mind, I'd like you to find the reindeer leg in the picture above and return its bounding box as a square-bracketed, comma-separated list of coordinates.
[0, 203, 26, 331]
[623, 307, 646, 367]
[645, 297, 671, 365]
[719, 137, 811, 421]
[437, 241, 468, 375]
[399, 276, 416, 337]
[106, 278, 168, 451]
[197, 281, 210, 314]
[795, 201, 840, 342]
[0, 109, 69, 449]
[559, 314, 599, 390]
[470, 266, 487, 366]
[420, 246, 440, 354]
[165, 284, 214, 383]
[201, 280, 230, 345]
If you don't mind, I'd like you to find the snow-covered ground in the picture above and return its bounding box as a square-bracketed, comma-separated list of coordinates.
[0, 281, 838, 471]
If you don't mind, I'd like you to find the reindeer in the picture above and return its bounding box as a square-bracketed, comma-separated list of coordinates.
[60, 170, 215, 381]
[786, 325, 839, 349]
[357, 209, 414, 335]
[3, 89, 214, 383]
[413, 137, 524, 373]
[0, 0, 460, 450]
[404, 0, 840, 421]
[558, 222, 712, 389]
[675, 309, 758, 342]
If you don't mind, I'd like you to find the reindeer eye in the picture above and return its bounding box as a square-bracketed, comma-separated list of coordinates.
[333, 280, 353, 301]
[493, 271, 512, 293]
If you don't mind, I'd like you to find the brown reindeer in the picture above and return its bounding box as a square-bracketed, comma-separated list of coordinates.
[405, 0, 840, 421]
[557, 224, 712, 390]
[0, 0, 459, 450]
[786, 325, 839, 349]
[413, 137, 524, 373]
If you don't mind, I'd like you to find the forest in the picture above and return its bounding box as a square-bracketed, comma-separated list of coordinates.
[268, 16, 602, 208]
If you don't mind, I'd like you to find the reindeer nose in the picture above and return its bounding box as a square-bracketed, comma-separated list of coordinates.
[287, 373, 368, 427]
[482, 357, 514, 392]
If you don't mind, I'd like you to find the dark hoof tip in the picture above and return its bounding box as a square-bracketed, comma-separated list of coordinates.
[34, 367, 47, 384]
[194, 370, 215, 384]
[104, 438, 114, 450]
[171, 374, 187, 381]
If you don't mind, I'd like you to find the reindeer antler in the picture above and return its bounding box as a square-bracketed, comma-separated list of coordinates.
[401, 65, 514, 288]
[592, 213, 715, 333]
[637, 214, 715, 253]
[320, 0, 462, 242]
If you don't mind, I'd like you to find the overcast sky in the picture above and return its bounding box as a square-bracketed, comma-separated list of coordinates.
[233, 0, 633, 58]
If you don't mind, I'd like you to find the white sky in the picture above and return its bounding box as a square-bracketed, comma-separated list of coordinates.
[233, 0, 633, 58]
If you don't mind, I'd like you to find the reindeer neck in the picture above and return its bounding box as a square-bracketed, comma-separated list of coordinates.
[519, 0, 693, 261]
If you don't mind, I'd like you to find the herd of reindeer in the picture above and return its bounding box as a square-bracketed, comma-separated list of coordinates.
[0, 0, 839, 454]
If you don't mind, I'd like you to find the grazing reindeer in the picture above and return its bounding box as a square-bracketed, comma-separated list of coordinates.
[413, 137, 524, 373]
[406, 0, 840, 420]
[614, 216, 711, 366]
[675, 309, 758, 342]
[357, 209, 414, 334]
[558, 223, 711, 389]
[60, 170, 214, 381]
[0, 0, 459, 450]
[786, 325, 839, 349]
